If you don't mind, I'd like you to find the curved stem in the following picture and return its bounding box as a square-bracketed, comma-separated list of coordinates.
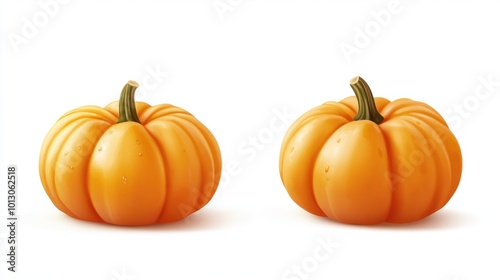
[117, 80, 141, 124]
[350, 76, 384, 124]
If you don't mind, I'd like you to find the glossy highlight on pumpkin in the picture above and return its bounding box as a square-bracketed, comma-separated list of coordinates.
[279, 76, 462, 225]
[39, 81, 222, 226]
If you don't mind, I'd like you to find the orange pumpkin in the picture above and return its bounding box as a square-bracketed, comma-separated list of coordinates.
[279, 76, 462, 224]
[39, 81, 222, 226]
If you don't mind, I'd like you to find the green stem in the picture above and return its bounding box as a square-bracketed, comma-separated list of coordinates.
[350, 76, 384, 124]
[117, 80, 141, 124]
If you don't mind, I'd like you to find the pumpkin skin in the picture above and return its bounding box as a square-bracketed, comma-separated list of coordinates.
[279, 77, 462, 224]
[39, 81, 222, 226]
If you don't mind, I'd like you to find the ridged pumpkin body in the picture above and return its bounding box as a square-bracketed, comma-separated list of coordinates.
[279, 78, 462, 224]
[39, 82, 221, 226]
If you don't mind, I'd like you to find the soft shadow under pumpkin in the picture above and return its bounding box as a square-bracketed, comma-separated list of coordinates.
[310, 209, 475, 231]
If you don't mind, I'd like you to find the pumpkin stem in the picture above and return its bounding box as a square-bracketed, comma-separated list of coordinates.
[350, 76, 384, 124]
[117, 80, 141, 124]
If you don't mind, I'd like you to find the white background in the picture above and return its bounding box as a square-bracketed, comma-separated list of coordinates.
[1, 0, 500, 279]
